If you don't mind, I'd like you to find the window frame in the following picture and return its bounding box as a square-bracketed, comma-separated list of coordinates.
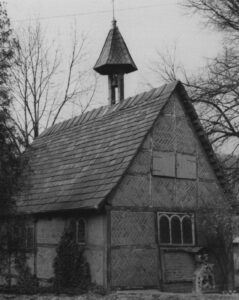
[158, 212, 195, 246]
[75, 218, 86, 245]
[24, 224, 35, 251]
[15, 223, 35, 251]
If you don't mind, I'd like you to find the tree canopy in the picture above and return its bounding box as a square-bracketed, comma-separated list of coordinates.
[0, 2, 20, 214]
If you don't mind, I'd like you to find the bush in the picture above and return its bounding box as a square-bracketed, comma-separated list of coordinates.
[53, 223, 91, 293]
[15, 252, 39, 294]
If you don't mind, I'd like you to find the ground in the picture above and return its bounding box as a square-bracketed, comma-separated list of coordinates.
[0, 291, 239, 300]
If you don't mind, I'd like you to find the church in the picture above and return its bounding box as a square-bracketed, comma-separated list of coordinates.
[0, 16, 232, 292]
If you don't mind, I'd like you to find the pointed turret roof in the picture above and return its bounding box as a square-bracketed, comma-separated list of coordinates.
[94, 20, 137, 75]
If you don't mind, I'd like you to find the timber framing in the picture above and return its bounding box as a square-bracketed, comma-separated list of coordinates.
[7, 81, 232, 292]
[16, 81, 230, 215]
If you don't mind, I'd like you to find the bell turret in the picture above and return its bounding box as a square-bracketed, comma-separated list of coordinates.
[94, 20, 137, 105]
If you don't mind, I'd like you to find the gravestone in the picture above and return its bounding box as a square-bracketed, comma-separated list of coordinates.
[194, 253, 215, 293]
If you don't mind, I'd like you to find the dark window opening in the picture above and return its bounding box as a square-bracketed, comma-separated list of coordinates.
[171, 216, 182, 244]
[182, 217, 193, 244]
[160, 216, 170, 243]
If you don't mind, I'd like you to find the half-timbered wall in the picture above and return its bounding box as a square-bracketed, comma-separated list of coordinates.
[110, 210, 159, 288]
[109, 91, 226, 291]
[35, 213, 107, 286]
[1, 213, 107, 288]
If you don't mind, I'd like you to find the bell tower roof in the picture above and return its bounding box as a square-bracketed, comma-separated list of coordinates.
[94, 20, 137, 75]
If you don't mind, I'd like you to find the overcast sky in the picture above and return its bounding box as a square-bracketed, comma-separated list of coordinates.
[6, 0, 222, 108]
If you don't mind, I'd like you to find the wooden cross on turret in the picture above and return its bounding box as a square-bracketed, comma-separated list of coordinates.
[112, 0, 115, 20]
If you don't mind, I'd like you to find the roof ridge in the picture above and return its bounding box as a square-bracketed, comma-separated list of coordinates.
[39, 82, 178, 139]
[17, 80, 231, 214]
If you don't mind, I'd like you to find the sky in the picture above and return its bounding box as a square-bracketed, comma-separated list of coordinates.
[6, 0, 222, 109]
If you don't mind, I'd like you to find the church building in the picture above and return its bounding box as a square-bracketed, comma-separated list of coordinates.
[0, 17, 231, 292]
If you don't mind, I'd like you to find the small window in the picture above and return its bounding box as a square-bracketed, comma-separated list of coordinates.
[158, 212, 194, 245]
[76, 219, 86, 244]
[16, 224, 34, 250]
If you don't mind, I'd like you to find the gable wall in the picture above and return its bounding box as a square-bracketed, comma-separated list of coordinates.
[108, 91, 226, 290]
[111, 91, 225, 211]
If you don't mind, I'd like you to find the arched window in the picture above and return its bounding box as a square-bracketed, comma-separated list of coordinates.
[160, 216, 170, 243]
[182, 216, 193, 244]
[158, 212, 194, 245]
[171, 216, 182, 244]
[76, 218, 86, 244]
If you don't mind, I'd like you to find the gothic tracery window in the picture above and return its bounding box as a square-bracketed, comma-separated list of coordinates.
[158, 212, 194, 245]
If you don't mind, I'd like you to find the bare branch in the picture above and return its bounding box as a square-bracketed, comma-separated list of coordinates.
[10, 22, 97, 146]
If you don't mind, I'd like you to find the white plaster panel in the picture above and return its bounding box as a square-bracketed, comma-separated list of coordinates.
[10, 256, 17, 276]
[174, 94, 186, 117]
[233, 216, 239, 239]
[37, 217, 65, 244]
[197, 142, 216, 180]
[234, 244, 239, 288]
[198, 181, 224, 208]
[87, 214, 106, 246]
[141, 134, 151, 150]
[112, 174, 151, 206]
[128, 150, 151, 174]
[153, 151, 175, 177]
[177, 153, 196, 179]
[85, 248, 105, 287]
[37, 247, 56, 279]
[26, 253, 34, 274]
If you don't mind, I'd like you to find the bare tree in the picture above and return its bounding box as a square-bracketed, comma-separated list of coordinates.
[181, 0, 239, 182]
[183, 0, 239, 34]
[148, 45, 187, 83]
[148, 1, 239, 184]
[10, 23, 97, 147]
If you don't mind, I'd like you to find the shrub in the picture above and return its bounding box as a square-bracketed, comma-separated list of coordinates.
[15, 252, 38, 294]
[53, 223, 91, 293]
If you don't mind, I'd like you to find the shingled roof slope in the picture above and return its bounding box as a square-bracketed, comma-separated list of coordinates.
[17, 81, 229, 214]
[17, 82, 177, 214]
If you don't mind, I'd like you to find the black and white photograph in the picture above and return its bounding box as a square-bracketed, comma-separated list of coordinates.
[0, 1, 239, 299]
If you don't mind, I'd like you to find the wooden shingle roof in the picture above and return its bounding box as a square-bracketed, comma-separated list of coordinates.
[17, 81, 229, 214]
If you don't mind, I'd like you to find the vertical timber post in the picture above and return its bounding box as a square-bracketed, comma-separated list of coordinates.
[34, 217, 37, 277]
[118, 74, 124, 101]
[108, 75, 116, 105]
[106, 206, 112, 291]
